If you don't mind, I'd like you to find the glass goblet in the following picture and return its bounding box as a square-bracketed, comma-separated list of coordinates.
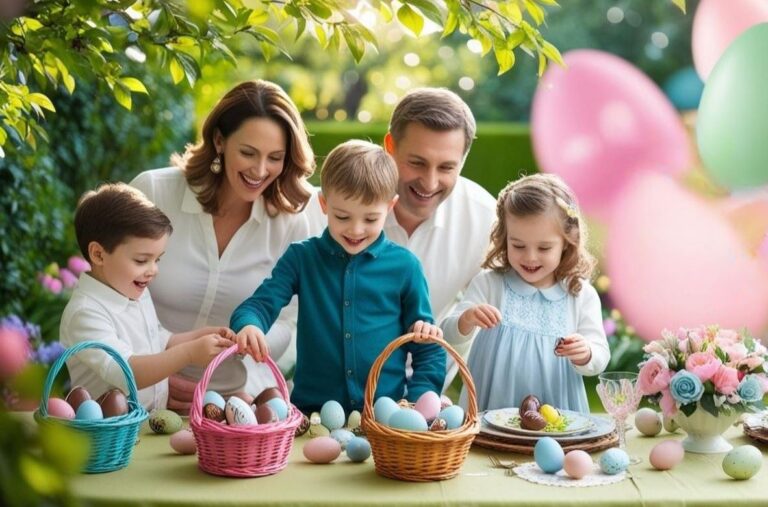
[596, 371, 643, 464]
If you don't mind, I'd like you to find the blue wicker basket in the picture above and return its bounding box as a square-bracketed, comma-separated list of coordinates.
[34, 341, 148, 473]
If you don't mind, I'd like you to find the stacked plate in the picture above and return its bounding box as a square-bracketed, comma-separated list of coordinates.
[473, 407, 618, 455]
[742, 411, 768, 445]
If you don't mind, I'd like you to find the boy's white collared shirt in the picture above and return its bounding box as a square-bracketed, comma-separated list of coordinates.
[60, 273, 171, 410]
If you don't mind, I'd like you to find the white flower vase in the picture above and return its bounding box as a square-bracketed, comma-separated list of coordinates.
[674, 404, 738, 454]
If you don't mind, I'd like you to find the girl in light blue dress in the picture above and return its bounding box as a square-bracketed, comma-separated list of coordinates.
[441, 174, 609, 413]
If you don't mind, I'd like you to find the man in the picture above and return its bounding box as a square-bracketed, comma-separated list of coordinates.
[306, 88, 496, 390]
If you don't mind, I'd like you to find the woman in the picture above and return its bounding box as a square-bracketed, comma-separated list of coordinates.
[131, 80, 314, 411]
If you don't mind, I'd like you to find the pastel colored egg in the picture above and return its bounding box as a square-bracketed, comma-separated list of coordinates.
[649, 440, 684, 471]
[225, 396, 257, 426]
[663, 415, 679, 433]
[414, 391, 441, 422]
[563, 450, 593, 479]
[75, 399, 103, 420]
[722, 445, 762, 480]
[346, 410, 362, 431]
[65, 386, 92, 412]
[265, 397, 289, 421]
[309, 423, 330, 438]
[169, 429, 197, 455]
[599, 448, 629, 475]
[303, 436, 342, 464]
[320, 400, 346, 430]
[388, 408, 428, 431]
[203, 391, 226, 409]
[635, 408, 662, 437]
[330, 428, 355, 450]
[373, 397, 399, 424]
[438, 405, 465, 430]
[46, 397, 75, 419]
[149, 409, 183, 434]
[346, 437, 371, 463]
[534, 437, 564, 474]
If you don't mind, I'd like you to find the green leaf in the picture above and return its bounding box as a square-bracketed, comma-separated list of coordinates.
[541, 40, 564, 66]
[169, 56, 184, 84]
[341, 26, 365, 63]
[113, 83, 132, 110]
[397, 4, 424, 36]
[259, 41, 275, 61]
[537, 52, 547, 76]
[672, 0, 686, 14]
[680, 402, 697, 417]
[479, 34, 492, 56]
[307, 0, 332, 19]
[499, 2, 523, 24]
[247, 8, 269, 25]
[700, 395, 718, 417]
[523, 0, 546, 25]
[314, 25, 328, 47]
[295, 17, 306, 41]
[494, 46, 515, 75]
[27, 93, 55, 112]
[211, 39, 238, 65]
[442, 11, 458, 37]
[175, 52, 200, 87]
[506, 29, 526, 49]
[119, 77, 148, 94]
[380, 1, 394, 22]
[406, 0, 443, 25]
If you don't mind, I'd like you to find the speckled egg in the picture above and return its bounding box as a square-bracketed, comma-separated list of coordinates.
[330, 428, 355, 450]
[75, 399, 103, 420]
[346, 410, 362, 431]
[310, 411, 322, 425]
[388, 408, 428, 431]
[203, 403, 225, 422]
[46, 397, 75, 419]
[373, 397, 399, 424]
[320, 400, 345, 430]
[225, 396, 257, 426]
[149, 409, 183, 434]
[203, 391, 226, 409]
[346, 437, 371, 462]
[663, 415, 679, 433]
[438, 405, 465, 430]
[649, 440, 684, 470]
[534, 437, 564, 474]
[414, 391, 441, 422]
[295, 413, 311, 437]
[635, 408, 662, 437]
[599, 448, 629, 475]
[303, 436, 342, 463]
[722, 445, 762, 480]
[563, 450, 593, 479]
[169, 429, 197, 455]
[265, 397, 289, 421]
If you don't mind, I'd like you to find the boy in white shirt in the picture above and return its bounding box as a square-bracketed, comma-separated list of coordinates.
[60, 183, 235, 410]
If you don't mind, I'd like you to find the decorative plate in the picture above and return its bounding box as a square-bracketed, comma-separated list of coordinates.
[483, 407, 595, 437]
[480, 411, 615, 442]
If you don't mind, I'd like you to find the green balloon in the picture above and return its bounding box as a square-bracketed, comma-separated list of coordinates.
[697, 23, 768, 190]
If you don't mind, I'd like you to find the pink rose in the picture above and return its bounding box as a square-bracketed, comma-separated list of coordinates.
[659, 388, 677, 418]
[711, 365, 740, 395]
[737, 355, 766, 371]
[58, 268, 78, 289]
[637, 356, 672, 395]
[685, 352, 721, 382]
[721, 343, 747, 363]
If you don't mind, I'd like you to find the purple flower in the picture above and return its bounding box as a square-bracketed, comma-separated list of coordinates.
[35, 342, 65, 365]
[603, 318, 617, 336]
[58, 268, 78, 289]
[67, 256, 91, 276]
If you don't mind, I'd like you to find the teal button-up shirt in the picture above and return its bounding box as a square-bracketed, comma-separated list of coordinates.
[231, 229, 446, 413]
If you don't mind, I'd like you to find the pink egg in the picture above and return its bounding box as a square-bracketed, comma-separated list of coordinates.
[303, 436, 342, 464]
[169, 429, 197, 455]
[414, 391, 441, 422]
[563, 450, 593, 479]
[649, 440, 684, 470]
[46, 397, 75, 419]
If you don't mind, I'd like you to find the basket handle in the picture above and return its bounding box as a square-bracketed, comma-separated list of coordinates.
[190, 345, 290, 424]
[38, 340, 141, 417]
[362, 333, 478, 425]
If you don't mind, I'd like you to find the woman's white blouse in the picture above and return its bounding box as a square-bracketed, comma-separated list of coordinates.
[131, 168, 310, 393]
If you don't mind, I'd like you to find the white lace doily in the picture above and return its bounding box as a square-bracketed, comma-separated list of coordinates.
[513, 462, 627, 487]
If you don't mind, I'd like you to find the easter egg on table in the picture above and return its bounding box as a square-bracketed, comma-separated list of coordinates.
[722, 445, 762, 480]
[663, 415, 679, 433]
[534, 437, 564, 474]
[346, 410, 362, 431]
[320, 400, 345, 430]
[346, 437, 371, 462]
[599, 448, 629, 475]
[649, 440, 684, 471]
[295, 413, 311, 437]
[169, 429, 197, 455]
[330, 428, 355, 450]
[149, 409, 183, 434]
[635, 408, 662, 437]
[563, 450, 593, 479]
[303, 436, 341, 464]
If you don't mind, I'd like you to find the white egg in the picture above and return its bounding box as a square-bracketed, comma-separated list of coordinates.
[225, 396, 257, 425]
[635, 408, 662, 437]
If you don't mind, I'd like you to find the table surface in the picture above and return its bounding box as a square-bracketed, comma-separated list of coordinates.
[28, 413, 768, 507]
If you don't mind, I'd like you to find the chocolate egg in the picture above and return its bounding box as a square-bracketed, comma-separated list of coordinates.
[520, 394, 541, 414]
[230, 391, 255, 405]
[65, 386, 92, 412]
[429, 418, 447, 431]
[255, 387, 282, 406]
[203, 403, 225, 422]
[256, 403, 278, 424]
[295, 413, 311, 437]
[97, 388, 129, 418]
[521, 409, 548, 431]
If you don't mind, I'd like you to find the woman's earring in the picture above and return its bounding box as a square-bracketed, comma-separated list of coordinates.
[210, 155, 222, 174]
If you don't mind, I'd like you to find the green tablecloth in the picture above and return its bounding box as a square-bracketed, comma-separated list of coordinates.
[38, 415, 768, 506]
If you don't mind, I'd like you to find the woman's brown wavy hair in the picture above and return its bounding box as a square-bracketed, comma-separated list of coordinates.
[171, 80, 315, 216]
[482, 173, 597, 295]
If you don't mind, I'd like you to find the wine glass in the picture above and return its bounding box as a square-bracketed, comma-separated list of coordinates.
[596, 371, 643, 464]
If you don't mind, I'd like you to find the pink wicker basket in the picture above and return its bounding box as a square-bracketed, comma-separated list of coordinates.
[190, 345, 302, 477]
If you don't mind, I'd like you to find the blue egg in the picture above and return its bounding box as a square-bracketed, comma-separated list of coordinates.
[330, 428, 355, 450]
[534, 437, 564, 474]
[388, 408, 428, 431]
[346, 437, 372, 462]
[599, 448, 629, 475]
[203, 390, 226, 409]
[265, 397, 289, 421]
[438, 405, 465, 429]
[320, 400, 346, 430]
[373, 397, 399, 424]
[75, 399, 104, 420]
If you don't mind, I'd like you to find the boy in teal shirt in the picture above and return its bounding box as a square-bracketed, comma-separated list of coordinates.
[231, 140, 446, 413]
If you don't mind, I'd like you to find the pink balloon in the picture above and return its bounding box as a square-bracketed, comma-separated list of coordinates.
[607, 172, 768, 342]
[531, 50, 690, 220]
[692, 0, 768, 80]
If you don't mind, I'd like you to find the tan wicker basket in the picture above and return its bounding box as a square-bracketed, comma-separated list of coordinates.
[361, 333, 479, 481]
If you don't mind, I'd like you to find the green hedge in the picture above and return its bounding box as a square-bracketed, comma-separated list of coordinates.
[306, 121, 537, 197]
